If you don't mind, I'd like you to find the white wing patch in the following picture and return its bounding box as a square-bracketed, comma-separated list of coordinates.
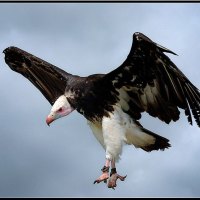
[117, 88, 130, 111]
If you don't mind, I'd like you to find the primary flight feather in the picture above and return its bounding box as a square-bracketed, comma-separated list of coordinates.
[3, 32, 200, 189]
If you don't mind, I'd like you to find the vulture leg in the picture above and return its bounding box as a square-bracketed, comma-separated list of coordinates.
[94, 159, 110, 184]
[93, 159, 127, 189]
[107, 160, 127, 190]
[93, 110, 127, 188]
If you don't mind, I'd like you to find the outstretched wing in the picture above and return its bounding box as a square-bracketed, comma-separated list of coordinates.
[102, 32, 200, 127]
[4, 46, 73, 105]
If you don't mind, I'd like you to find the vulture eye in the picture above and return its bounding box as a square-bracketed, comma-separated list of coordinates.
[58, 107, 63, 112]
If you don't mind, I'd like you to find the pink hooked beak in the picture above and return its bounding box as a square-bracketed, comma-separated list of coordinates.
[46, 115, 55, 126]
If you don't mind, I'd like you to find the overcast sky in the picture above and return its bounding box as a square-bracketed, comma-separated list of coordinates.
[0, 2, 200, 197]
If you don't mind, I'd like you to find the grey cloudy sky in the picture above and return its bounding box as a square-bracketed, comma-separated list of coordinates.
[0, 2, 200, 197]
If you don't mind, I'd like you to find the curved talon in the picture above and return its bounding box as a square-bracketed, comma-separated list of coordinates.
[94, 172, 109, 184]
[107, 173, 127, 189]
[103, 179, 107, 183]
[93, 180, 99, 184]
[118, 174, 127, 181]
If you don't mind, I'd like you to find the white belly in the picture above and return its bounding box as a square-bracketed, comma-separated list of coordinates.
[87, 120, 105, 149]
[87, 105, 155, 161]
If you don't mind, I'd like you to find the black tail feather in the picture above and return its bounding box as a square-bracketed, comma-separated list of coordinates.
[140, 127, 171, 152]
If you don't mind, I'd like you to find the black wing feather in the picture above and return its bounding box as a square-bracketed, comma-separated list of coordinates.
[3, 46, 73, 105]
[102, 32, 200, 127]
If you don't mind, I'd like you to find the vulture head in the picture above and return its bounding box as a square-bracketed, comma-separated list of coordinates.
[46, 95, 74, 126]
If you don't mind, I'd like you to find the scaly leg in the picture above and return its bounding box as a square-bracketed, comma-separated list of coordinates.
[94, 159, 110, 184]
[107, 159, 127, 189]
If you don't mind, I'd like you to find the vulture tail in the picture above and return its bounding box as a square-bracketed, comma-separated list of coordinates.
[139, 127, 171, 152]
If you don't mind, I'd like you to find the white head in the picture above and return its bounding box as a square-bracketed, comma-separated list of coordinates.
[46, 95, 74, 126]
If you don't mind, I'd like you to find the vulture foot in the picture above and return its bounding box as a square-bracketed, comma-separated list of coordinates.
[107, 168, 127, 190]
[93, 166, 109, 184]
